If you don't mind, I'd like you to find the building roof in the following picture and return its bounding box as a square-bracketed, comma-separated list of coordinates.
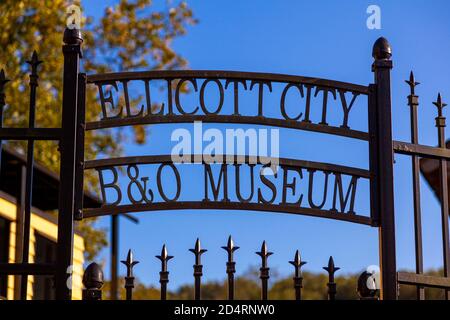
[0, 146, 101, 211]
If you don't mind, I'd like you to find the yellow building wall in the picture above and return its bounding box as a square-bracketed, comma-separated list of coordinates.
[0, 196, 85, 300]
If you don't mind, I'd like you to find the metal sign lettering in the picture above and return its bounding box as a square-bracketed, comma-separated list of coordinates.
[81, 71, 373, 225]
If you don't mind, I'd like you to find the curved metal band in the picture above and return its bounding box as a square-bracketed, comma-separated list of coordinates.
[82, 201, 372, 226]
[85, 115, 369, 140]
[86, 70, 369, 94]
[84, 154, 371, 178]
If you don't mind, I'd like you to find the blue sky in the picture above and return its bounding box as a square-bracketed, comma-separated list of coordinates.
[83, 0, 450, 289]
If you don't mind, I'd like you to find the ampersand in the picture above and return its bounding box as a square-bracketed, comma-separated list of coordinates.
[126, 165, 153, 204]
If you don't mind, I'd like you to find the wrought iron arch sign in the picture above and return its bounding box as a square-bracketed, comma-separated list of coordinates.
[4, 28, 450, 301]
[81, 69, 373, 227]
[69, 31, 397, 300]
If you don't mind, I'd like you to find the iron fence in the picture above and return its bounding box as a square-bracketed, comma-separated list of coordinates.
[0, 27, 449, 300]
[81, 237, 378, 301]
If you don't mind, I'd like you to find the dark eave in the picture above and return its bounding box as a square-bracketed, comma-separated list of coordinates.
[0, 146, 101, 211]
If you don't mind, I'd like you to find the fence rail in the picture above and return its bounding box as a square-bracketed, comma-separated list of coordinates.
[81, 237, 379, 301]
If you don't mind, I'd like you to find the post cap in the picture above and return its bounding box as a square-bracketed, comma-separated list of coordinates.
[82, 262, 104, 289]
[63, 27, 83, 45]
[372, 37, 392, 60]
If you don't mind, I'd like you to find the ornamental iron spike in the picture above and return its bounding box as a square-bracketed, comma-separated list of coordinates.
[289, 250, 307, 277]
[156, 244, 173, 272]
[323, 256, 340, 300]
[190, 238, 206, 300]
[323, 256, 340, 276]
[256, 240, 273, 268]
[289, 250, 307, 300]
[433, 93, 447, 117]
[156, 244, 173, 300]
[222, 235, 239, 300]
[405, 71, 420, 96]
[256, 240, 272, 300]
[222, 235, 239, 261]
[121, 249, 139, 300]
[0, 69, 9, 87]
[189, 238, 207, 265]
[26, 51, 43, 69]
[121, 249, 139, 278]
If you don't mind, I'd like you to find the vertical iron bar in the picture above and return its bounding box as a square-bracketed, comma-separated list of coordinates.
[190, 238, 206, 300]
[406, 72, 425, 300]
[256, 241, 272, 300]
[121, 249, 138, 300]
[372, 37, 397, 300]
[55, 28, 82, 300]
[323, 256, 339, 300]
[20, 51, 42, 300]
[156, 244, 173, 300]
[74, 73, 86, 221]
[289, 250, 306, 300]
[368, 84, 380, 225]
[111, 214, 118, 300]
[433, 93, 450, 300]
[13, 165, 26, 299]
[222, 236, 239, 300]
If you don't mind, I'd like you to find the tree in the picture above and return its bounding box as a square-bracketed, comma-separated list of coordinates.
[0, 0, 196, 260]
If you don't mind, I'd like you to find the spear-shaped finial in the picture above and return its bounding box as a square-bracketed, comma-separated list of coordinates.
[0, 69, 9, 87]
[26, 50, 43, 80]
[323, 256, 340, 278]
[256, 241, 273, 268]
[323, 256, 340, 300]
[222, 236, 239, 300]
[256, 241, 272, 300]
[156, 244, 173, 300]
[26, 51, 43, 70]
[433, 93, 447, 118]
[121, 249, 139, 300]
[222, 235, 239, 262]
[289, 250, 307, 277]
[289, 250, 307, 300]
[121, 249, 139, 278]
[156, 244, 174, 272]
[405, 71, 420, 96]
[190, 238, 207, 300]
[189, 238, 207, 265]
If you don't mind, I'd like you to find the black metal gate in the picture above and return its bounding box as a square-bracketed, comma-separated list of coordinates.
[0, 27, 449, 300]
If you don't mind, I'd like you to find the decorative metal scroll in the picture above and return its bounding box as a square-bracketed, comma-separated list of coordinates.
[83, 155, 372, 225]
[86, 70, 369, 140]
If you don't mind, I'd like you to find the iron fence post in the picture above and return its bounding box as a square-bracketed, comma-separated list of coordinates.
[190, 238, 206, 300]
[222, 236, 239, 300]
[289, 250, 306, 300]
[256, 241, 272, 301]
[121, 249, 139, 300]
[405, 72, 425, 299]
[156, 244, 173, 300]
[55, 27, 83, 300]
[432, 93, 450, 300]
[372, 37, 397, 300]
[323, 256, 339, 300]
[111, 214, 119, 300]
